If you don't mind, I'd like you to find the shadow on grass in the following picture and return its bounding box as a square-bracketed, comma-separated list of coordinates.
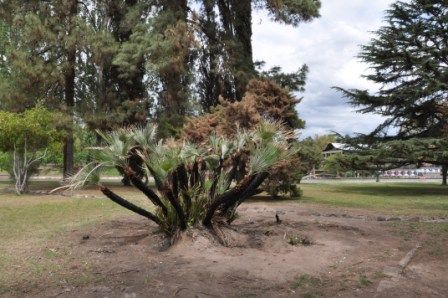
[247, 194, 300, 203]
[0, 180, 130, 195]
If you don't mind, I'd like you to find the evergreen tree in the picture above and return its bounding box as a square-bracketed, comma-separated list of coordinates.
[81, 0, 152, 131]
[335, 0, 448, 185]
[0, 21, 8, 81]
[195, 0, 321, 109]
[149, 0, 195, 138]
[0, 0, 89, 177]
[0, 1, 156, 177]
[336, 0, 448, 140]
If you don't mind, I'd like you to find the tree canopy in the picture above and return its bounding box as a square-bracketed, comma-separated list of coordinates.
[336, 0, 447, 140]
[0, 107, 64, 152]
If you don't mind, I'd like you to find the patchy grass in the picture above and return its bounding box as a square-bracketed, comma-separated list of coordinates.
[388, 221, 448, 237]
[0, 186, 154, 241]
[300, 183, 448, 216]
[0, 180, 447, 295]
[358, 274, 372, 287]
[287, 235, 312, 246]
[292, 274, 323, 297]
[293, 274, 321, 289]
[0, 182, 154, 292]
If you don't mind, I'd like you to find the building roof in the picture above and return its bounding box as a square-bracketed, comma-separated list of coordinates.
[323, 143, 348, 152]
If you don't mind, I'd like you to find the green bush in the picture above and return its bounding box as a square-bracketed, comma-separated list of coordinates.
[0, 152, 9, 171]
[0, 107, 65, 193]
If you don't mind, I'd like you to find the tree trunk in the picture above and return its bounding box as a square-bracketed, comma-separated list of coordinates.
[101, 187, 161, 225]
[199, 0, 221, 111]
[63, 0, 77, 179]
[442, 165, 447, 186]
[232, 0, 254, 100]
[163, 0, 189, 128]
[217, 0, 255, 101]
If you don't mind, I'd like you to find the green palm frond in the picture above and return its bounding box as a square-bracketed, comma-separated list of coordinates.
[132, 123, 158, 151]
[248, 143, 282, 174]
[215, 171, 231, 195]
[234, 130, 250, 151]
[145, 145, 182, 181]
[208, 134, 235, 159]
[178, 142, 202, 163]
[203, 154, 220, 170]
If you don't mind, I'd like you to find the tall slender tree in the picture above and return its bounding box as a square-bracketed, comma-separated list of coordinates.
[149, 0, 195, 137]
[62, 0, 78, 178]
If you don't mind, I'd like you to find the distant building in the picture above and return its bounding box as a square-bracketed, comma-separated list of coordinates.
[322, 143, 349, 158]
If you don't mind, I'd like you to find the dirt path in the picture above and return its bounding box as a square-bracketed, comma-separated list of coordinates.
[4, 202, 448, 297]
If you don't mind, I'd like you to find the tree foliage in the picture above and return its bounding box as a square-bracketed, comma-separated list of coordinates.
[0, 107, 65, 193]
[336, 0, 448, 140]
[196, 0, 320, 109]
[183, 78, 304, 142]
[335, 0, 448, 184]
[0, 107, 65, 152]
[0, 0, 321, 182]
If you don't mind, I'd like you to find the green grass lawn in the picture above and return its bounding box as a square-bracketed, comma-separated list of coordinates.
[300, 183, 448, 216]
[0, 182, 446, 244]
[0, 182, 154, 292]
[0, 182, 154, 242]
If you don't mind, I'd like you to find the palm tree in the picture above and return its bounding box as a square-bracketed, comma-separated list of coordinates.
[68, 121, 296, 243]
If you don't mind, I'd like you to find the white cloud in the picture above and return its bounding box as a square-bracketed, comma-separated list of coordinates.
[252, 0, 396, 137]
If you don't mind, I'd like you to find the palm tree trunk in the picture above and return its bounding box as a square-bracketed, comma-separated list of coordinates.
[101, 187, 161, 225]
[162, 184, 187, 230]
[129, 173, 168, 215]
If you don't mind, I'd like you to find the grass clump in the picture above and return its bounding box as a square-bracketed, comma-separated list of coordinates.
[358, 274, 372, 287]
[293, 274, 321, 289]
[288, 235, 313, 246]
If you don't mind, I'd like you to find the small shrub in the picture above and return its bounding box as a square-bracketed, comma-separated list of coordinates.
[0, 107, 65, 194]
[182, 79, 318, 198]
[288, 235, 312, 246]
[0, 152, 10, 171]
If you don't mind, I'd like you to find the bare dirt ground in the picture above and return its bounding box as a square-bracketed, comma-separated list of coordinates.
[4, 202, 448, 298]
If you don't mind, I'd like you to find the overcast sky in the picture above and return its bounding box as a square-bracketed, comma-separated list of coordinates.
[252, 0, 396, 138]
